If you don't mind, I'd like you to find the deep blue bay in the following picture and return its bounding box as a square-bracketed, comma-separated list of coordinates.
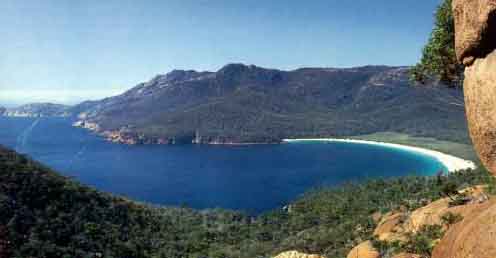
[0, 117, 445, 214]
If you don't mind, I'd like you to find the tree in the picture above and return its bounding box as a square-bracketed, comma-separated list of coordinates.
[410, 0, 463, 87]
[440, 212, 463, 228]
[440, 181, 458, 201]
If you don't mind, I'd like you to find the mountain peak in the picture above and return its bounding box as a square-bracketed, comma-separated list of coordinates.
[217, 63, 272, 74]
[164, 69, 202, 82]
[217, 63, 251, 74]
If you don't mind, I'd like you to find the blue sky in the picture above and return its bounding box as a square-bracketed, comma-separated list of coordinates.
[1, 0, 441, 105]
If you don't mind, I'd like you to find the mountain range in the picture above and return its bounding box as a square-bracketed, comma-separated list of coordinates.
[2, 64, 470, 144]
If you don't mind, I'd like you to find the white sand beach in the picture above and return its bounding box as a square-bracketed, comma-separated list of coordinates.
[283, 138, 477, 173]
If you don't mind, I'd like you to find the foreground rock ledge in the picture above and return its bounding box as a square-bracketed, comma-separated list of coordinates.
[432, 200, 496, 258]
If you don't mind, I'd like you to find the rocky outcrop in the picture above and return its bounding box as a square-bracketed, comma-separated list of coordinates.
[432, 199, 496, 258]
[373, 211, 408, 242]
[346, 241, 380, 258]
[428, 2, 496, 258]
[453, 0, 496, 65]
[273, 250, 325, 258]
[464, 50, 496, 174]
[454, 0, 496, 175]
[372, 185, 489, 244]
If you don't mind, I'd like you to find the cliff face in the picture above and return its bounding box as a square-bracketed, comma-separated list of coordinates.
[453, 0, 496, 65]
[454, 0, 496, 175]
[430, 1, 496, 258]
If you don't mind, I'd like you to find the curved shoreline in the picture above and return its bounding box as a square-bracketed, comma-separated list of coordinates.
[282, 138, 477, 173]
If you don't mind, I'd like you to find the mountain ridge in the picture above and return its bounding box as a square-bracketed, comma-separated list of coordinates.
[2, 63, 470, 145]
[70, 63, 469, 144]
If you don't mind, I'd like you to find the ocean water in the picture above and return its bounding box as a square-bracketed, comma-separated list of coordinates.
[0, 117, 445, 214]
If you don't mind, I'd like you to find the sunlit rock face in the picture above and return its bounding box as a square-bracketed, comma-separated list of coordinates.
[453, 0, 496, 65]
[453, 0, 496, 175]
[433, 1, 496, 257]
[346, 241, 380, 258]
[464, 50, 496, 174]
[432, 200, 496, 258]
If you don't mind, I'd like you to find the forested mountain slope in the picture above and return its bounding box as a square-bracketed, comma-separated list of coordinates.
[70, 64, 469, 144]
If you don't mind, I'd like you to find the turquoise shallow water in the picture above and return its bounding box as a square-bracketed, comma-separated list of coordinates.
[0, 117, 445, 214]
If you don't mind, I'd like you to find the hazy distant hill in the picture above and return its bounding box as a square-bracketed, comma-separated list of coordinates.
[2, 103, 71, 118]
[69, 64, 469, 144]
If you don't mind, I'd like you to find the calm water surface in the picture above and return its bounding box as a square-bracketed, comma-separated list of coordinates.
[0, 117, 445, 213]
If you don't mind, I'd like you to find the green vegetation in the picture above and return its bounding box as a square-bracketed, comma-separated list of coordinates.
[411, 0, 463, 87]
[403, 224, 444, 256]
[1, 146, 493, 258]
[374, 224, 444, 257]
[440, 212, 464, 228]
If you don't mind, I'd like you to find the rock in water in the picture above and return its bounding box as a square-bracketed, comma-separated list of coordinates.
[453, 0, 496, 176]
